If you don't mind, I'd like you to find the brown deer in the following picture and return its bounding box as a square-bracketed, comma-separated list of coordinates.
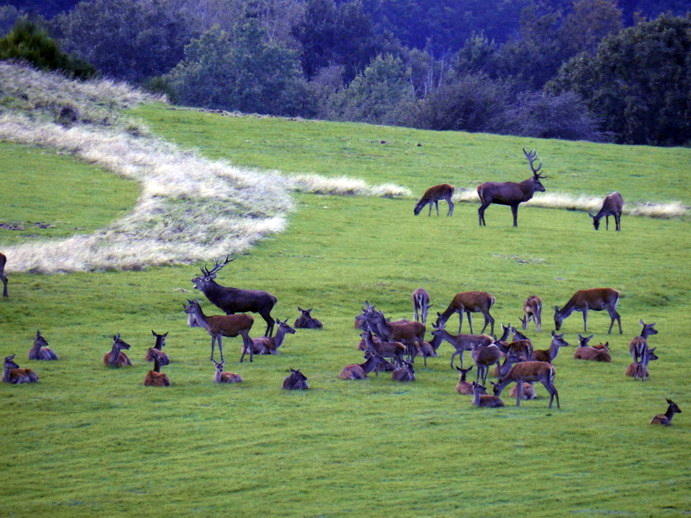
[574, 340, 612, 362]
[392, 359, 416, 382]
[519, 295, 542, 332]
[532, 331, 569, 363]
[103, 334, 133, 367]
[364, 309, 425, 364]
[357, 328, 405, 367]
[294, 307, 323, 329]
[0, 252, 8, 298]
[472, 382, 504, 407]
[145, 330, 169, 363]
[455, 366, 474, 395]
[493, 361, 560, 408]
[471, 341, 502, 386]
[183, 299, 254, 363]
[477, 148, 546, 227]
[509, 382, 537, 400]
[431, 319, 494, 368]
[213, 360, 243, 383]
[651, 399, 681, 426]
[28, 330, 59, 360]
[629, 320, 658, 364]
[413, 183, 455, 216]
[339, 350, 387, 380]
[411, 288, 432, 323]
[626, 347, 658, 381]
[243, 318, 296, 357]
[590, 192, 623, 231]
[554, 288, 622, 334]
[282, 368, 309, 390]
[439, 291, 496, 335]
[144, 349, 170, 387]
[192, 255, 277, 337]
[3, 354, 39, 383]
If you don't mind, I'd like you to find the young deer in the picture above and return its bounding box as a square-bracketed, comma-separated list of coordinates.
[103, 334, 133, 367]
[589, 192, 623, 231]
[431, 319, 494, 369]
[358, 327, 405, 367]
[471, 341, 502, 386]
[364, 309, 425, 364]
[392, 359, 416, 382]
[145, 330, 169, 363]
[183, 299, 254, 363]
[411, 288, 432, 324]
[554, 288, 622, 334]
[294, 307, 323, 329]
[629, 320, 658, 364]
[339, 351, 387, 380]
[651, 399, 681, 426]
[509, 382, 537, 400]
[144, 349, 170, 387]
[243, 318, 296, 357]
[283, 368, 309, 390]
[0, 252, 8, 298]
[454, 366, 474, 395]
[574, 340, 612, 362]
[493, 361, 560, 408]
[213, 360, 243, 383]
[532, 331, 569, 363]
[413, 183, 455, 216]
[439, 291, 496, 335]
[28, 330, 59, 360]
[471, 382, 504, 407]
[3, 354, 39, 384]
[626, 347, 658, 381]
[519, 295, 542, 332]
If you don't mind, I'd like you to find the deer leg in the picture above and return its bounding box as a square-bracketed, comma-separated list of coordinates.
[608, 309, 622, 334]
[434, 200, 440, 216]
[210, 336, 216, 362]
[1, 275, 7, 298]
[605, 215, 609, 230]
[516, 382, 523, 406]
[217, 336, 224, 363]
[262, 312, 274, 337]
[478, 203, 489, 226]
[615, 214, 621, 231]
[447, 199, 454, 216]
[511, 204, 519, 227]
[466, 311, 474, 334]
[582, 309, 588, 332]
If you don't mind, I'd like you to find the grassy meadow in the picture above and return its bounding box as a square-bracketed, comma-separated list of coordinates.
[1, 102, 690, 516]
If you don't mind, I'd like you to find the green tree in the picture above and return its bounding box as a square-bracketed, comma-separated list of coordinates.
[548, 14, 690, 145]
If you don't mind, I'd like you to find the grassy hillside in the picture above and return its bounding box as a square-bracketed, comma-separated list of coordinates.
[0, 102, 689, 516]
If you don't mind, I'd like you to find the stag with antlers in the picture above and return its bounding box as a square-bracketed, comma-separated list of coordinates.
[477, 148, 547, 227]
[192, 256, 278, 337]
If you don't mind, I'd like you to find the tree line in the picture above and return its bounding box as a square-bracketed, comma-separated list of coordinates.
[0, 0, 688, 145]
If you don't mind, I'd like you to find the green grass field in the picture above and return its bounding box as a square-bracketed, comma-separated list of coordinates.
[1, 103, 689, 517]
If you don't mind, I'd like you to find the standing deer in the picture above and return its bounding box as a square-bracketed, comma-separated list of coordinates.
[28, 330, 59, 360]
[103, 334, 133, 367]
[413, 183, 455, 216]
[439, 291, 496, 335]
[590, 192, 623, 231]
[3, 354, 39, 383]
[519, 295, 542, 332]
[294, 307, 323, 329]
[144, 349, 170, 387]
[532, 331, 569, 363]
[493, 361, 560, 408]
[626, 347, 658, 381]
[283, 368, 309, 390]
[455, 366, 474, 395]
[629, 320, 658, 363]
[411, 288, 432, 324]
[431, 319, 494, 369]
[243, 318, 295, 356]
[0, 252, 8, 298]
[471, 382, 504, 407]
[477, 148, 546, 227]
[145, 330, 169, 363]
[192, 256, 277, 337]
[364, 309, 425, 364]
[213, 360, 243, 383]
[554, 288, 622, 334]
[471, 341, 502, 386]
[650, 399, 681, 426]
[183, 299, 254, 363]
[358, 327, 405, 367]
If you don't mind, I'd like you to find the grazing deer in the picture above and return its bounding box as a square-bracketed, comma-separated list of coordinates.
[103, 334, 133, 367]
[651, 399, 681, 426]
[554, 288, 622, 334]
[28, 330, 59, 360]
[519, 295, 542, 332]
[477, 148, 546, 227]
[339, 351, 387, 380]
[413, 183, 455, 216]
[431, 319, 493, 369]
[532, 331, 569, 363]
[358, 328, 405, 367]
[192, 256, 277, 337]
[213, 360, 243, 383]
[472, 382, 504, 407]
[493, 361, 560, 408]
[0, 252, 8, 298]
[629, 319, 658, 363]
[183, 299, 254, 363]
[364, 309, 425, 364]
[243, 317, 296, 357]
[392, 360, 416, 382]
[145, 330, 169, 363]
[438, 291, 496, 335]
[294, 307, 323, 329]
[590, 192, 623, 231]
[471, 341, 502, 386]
[144, 349, 170, 387]
[411, 288, 432, 324]
[455, 366, 474, 395]
[3, 354, 39, 383]
[282, 368, 309, 390]
[574, 341, 612, 362]
[626, 347, 658, 381]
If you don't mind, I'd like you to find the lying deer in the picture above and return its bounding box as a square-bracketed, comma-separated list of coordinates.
[28, 330, 59, 360]
[145, 330, 169, 363]
[3, 354, 39, 384]
[392, 360, 416, 382]
[283, 368, 309, 390]
[144, 349, 170, 387]
[472, 382, 504, 407]
[454, 366, 474, 395]
[213, 360, 243, 383]
[626, 347, 658, 381]
[294, 307, 323, 329]
[103, 334, 133, 367]
[339, 351, 387, 380]
[573, 338, 612, 362]
[243, 318, 295, 357]
[650, 399, 681, 426]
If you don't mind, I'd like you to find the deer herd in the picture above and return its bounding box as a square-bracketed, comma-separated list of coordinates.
[0, 149, 679, 425]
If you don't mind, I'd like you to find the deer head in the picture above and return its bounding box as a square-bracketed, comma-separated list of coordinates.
[192, 255, 235, 288]
[523, 147, 546, 191]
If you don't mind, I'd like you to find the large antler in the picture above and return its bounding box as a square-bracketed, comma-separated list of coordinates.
[201, 255, 235, 277]
[523, 147, 545, 178]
